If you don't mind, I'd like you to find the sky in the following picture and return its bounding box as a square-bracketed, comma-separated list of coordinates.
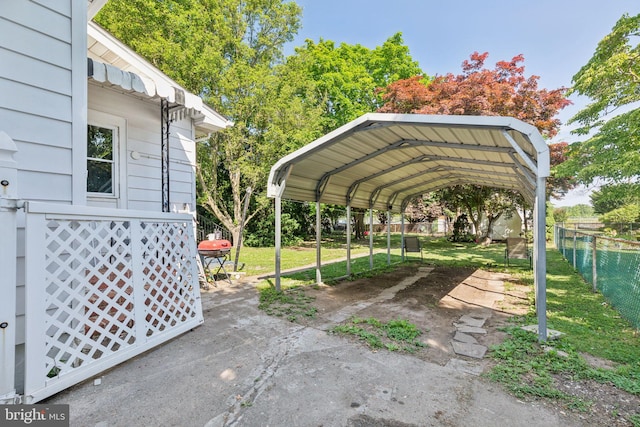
[286, 0, 639, 206]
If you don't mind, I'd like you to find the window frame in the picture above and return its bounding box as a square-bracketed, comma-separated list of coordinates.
[87, 123, 117, 197]
[87, 110, 127, 206]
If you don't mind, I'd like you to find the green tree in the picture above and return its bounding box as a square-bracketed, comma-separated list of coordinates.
[565, 204, 595, 218]
[553, 207, 569, 224]
[558, 13, 640, 186]
[98, 0, 324, 246]
[438, 185, 522, 245]
[591, 184, 640, 215]
[289, 33, 423, 240]
[404, 193, 445, 223]
[600, 204, 640, 226]
[295, 33, 423, 133]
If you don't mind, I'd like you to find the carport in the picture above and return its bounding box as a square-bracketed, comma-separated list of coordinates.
[267, 113, 549, 340]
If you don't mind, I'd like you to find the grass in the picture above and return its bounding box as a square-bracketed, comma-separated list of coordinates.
[486, 247, 640, 421]
[248, 232, 639, 419]
[233, 233, 529, 277]
[331, 317, 428, 353]
[238, 233, 529, 278]
[257, 286, 317, 322]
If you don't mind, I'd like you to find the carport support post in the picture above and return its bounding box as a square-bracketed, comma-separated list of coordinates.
[401, 213, 405, 261]
[274, 196, 282, 292]
[316, 201, 322, 284]
[534, 176, 547, 341]
[386, 209, 391, 265]
[346, 205, 352, 276]
[369, 208, 374, 270]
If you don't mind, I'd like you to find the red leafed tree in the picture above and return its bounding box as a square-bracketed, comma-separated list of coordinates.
[378, 52, 572, 243]
[378, 52, 571, 138]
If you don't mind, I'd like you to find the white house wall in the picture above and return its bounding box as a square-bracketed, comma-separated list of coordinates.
[88, 84, 197, 214]
[0, 1, 76, 204]
[1, 0, 87, 397]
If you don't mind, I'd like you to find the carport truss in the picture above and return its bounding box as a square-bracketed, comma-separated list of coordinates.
[268, 113, 549, 340]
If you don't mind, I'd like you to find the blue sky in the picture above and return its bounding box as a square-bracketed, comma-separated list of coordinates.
[288, 0, 638, 205]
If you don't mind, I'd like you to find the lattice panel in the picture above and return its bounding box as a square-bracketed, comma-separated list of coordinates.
[41, 218, 199, 380]
[139, 221, 199, 337]
[43, 219, 135, 377]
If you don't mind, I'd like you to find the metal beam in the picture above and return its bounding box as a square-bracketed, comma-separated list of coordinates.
[346, 154, 515, 206]
[502, 130, 537, 175]
[321, 139, 514, 200]
[386, 174, 461, 207]
[398, 180, 467, 212]
[367, 166, 447, 203]
[394, 139, 515, 153]
[343, 155, 430, 202]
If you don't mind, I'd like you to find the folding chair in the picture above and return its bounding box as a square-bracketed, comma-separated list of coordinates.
[403, 236, 423, 261]
[504, 237, 531, 268]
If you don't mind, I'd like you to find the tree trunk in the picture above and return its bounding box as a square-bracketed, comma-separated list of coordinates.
[354, 211, 365, 239]
[480, 213, 502, 246]
[465, 206, 481, 238]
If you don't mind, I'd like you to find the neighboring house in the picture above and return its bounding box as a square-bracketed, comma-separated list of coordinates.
[0, 1, 231, 403]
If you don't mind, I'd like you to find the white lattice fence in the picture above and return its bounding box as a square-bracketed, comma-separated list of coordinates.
[22, 203, 202, 403]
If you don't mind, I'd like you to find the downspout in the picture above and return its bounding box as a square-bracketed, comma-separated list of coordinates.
[161, 99, 170, 212]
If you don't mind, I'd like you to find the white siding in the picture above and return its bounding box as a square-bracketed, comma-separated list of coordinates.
[0, 0, 82, 396]
[0, 2, 74, 203]
[87, 84, 197, 213]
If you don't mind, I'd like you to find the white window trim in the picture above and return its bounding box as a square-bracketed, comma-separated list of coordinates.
[87, 110, 128, 208]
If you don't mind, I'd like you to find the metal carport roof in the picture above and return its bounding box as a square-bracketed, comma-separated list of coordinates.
[268, 113, 549, 340]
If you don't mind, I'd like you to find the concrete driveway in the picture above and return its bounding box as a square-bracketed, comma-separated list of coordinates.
[45, 271, 582, 427]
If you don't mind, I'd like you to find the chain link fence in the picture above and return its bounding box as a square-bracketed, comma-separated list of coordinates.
[554, 225, 640, 329]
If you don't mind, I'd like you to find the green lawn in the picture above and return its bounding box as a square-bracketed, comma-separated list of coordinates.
[232, 233, 523, 277]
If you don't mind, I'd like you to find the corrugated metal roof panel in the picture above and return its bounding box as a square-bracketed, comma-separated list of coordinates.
[268, 113, 548, 211]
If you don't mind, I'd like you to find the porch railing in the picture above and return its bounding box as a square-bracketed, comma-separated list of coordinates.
[196, 212, 232, 243]
[22, 202, 203, 403]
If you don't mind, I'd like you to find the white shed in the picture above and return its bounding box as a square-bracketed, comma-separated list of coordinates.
[0, 1, 230, 403]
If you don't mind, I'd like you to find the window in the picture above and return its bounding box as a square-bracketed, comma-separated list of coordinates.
[87, 125, 116, 195]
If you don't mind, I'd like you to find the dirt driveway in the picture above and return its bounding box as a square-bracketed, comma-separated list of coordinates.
[299, 265, 530, 367]
[48, 264, 595, 426]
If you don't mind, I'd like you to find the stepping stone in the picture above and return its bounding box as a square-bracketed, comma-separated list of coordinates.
[453, 331, 478, 344]
[521, 324, 564, 340]
[542, 345, 569, 358]
[451, 340, 487, 359]
[453, 325, 487, 334]
[445, 358, 485, 376]
[457, 314, 487, 328]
